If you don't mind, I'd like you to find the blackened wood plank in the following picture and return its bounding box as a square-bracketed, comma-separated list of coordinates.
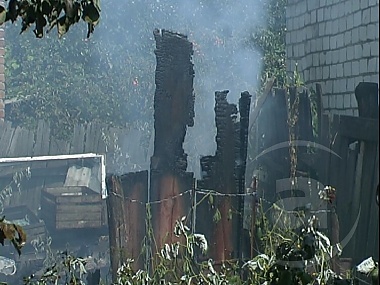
[339, 115, 378, 143]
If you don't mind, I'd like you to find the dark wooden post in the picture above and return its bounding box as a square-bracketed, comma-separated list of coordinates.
[106, 171, 148, 280]
[149, 29, 195, 255]
[197, 90, 251, 263]
[353, 82, 379, 263]
[119, 171, 148, 270]
[106, 176, 126, 281]
[197, 90, 238, 263]
[237, 91, 251, 261]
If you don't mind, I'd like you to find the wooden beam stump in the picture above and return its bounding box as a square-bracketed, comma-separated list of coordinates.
[149, 29, 195, 258]
[197, 90, 251, 263]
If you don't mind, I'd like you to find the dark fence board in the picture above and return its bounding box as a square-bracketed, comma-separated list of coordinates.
[70, 124, 86, 154]
[34, 120, 50, 156]
[8, 126, 23, 157]
[0, 123, 15, 157]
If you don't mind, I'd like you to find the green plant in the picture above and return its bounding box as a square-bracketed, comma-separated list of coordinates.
[115, 215, 245, 285]
[0, 167, 31, 213]
[23, 251, 88, 285]
[113, 191, 349, 285]
[249, 0, 287, 90]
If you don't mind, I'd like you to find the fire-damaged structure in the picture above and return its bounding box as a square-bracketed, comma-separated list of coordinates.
[196, 90, 251, 263]
[105, 28, 379, 282]
[0, 25, 376, 283]
[106, 29, 252, 279]
[149, 29, 195, 253]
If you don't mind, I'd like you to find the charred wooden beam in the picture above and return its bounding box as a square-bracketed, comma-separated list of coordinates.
[355, 82, 379, 119]
[150, 29, 195, 252]
[253, 89, 289, 204]
[151, 29, 194, 174]
[338, 115, 379, 143]
[236, 91, 251, 260]
[197, 90, 251, 263]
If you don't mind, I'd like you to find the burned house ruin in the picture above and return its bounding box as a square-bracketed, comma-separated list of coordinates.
[105, 29, 253, 279]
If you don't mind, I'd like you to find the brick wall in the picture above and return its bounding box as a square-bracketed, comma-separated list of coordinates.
[0, 0, 4, 121]
[286, 0, 379, 116]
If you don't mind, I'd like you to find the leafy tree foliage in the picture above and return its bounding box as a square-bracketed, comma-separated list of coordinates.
[0, 0, 100, 39]
[4, 0, 155, 140]
[3, 0, 274, 142]
[249, 0, 287, 89]
[0, 216, 26, 256]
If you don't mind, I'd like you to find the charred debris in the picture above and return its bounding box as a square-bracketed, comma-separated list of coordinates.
[106, 29, 252, 274]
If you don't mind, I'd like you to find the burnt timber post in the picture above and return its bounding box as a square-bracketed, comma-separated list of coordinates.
[106, 171, 148, 280]
[197, 90, 251, 263]
[237, 91, 252, 260]
[149, 29, 195, 255]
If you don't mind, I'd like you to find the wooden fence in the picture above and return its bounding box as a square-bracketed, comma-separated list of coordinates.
[0, 120, 151, 174]
[322, 82, 379, 266]
[249, 81, 379, 275]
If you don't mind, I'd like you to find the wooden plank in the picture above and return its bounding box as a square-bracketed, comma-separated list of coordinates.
[33, 121, 50, 170]
[70, 123, 85, 154]
[316, 114, 333, 185]
[56, 195, 101, 204]
[33, 120, 50, 156]
[25, 129, 35, 157]
[43, 186, 100, 197]
[26, 225, 46, 236]
[365, 145, 378, 259]
[8, 126, 24, 157]
[329, 133, 348, 273]
[56, 212, 102, 221]
[96, 125, 107, 154]
[48, 138, 70, 168]
[56, 220, 102, 229]
[7, 165, 66, 177]
[354, 141, 378, 261]
[119, 170, 148, 270]
[0, 123, 15, 157]
[0, 120, 7, 139]
[297, 87, 313, 141]
[354, 82, 378, 119]
[56, 204, 102, 213]
[339, 115, 379, 142]
[108, 127, 121, 153]
[315, 83, 323, 141]
[41, 195, 56, 213]
[84, 122, 97, 153]
[341, 145, 359, 258]
[41, 196, 102, 230]
[49, 138, 70, 155]
[106, 175, 126, 281]
[101, 199, 108, 226]
[90, 123, 102, 153]
[248, 78, 274, 132]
